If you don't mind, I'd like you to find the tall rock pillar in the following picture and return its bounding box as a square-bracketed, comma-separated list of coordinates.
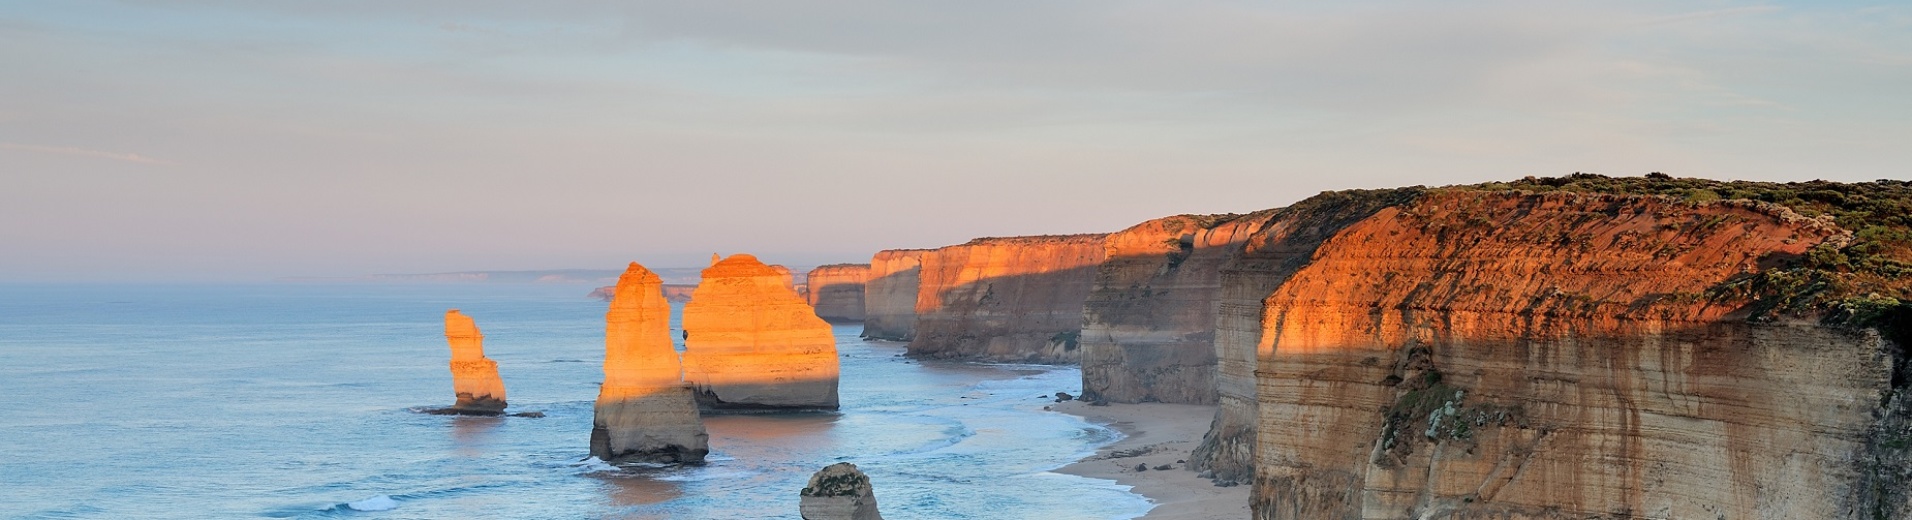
[682, 254, 840, 411]
[443, 309, 507, 414]
[591, 262, 710, 464]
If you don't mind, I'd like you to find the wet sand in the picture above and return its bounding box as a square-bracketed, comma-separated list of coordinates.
[1055, 401, 1251, 519]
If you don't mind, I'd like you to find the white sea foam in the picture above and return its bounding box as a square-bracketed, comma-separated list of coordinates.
[345, 495, 397, 511]
[570, 456, 619, 473]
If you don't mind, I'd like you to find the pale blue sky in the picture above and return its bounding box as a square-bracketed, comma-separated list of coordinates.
[3, 1, 1908, 280]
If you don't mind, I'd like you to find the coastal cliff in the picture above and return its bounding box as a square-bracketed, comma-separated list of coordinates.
[682, 254, 840, 411]
[907, 234, 1109, 363]
[442, 309, 507, 414]
[1080, 213, 1271, 405]
[807, 264, 871, 322]
[591, 262, 709, 465]
[863, 250, 928, 341]
[1235, 178, 1912, 519]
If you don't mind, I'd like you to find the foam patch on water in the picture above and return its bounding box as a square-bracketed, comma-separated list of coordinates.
[653, 468, 756, 482]
[570, 457, 618, 473]
[345, 495, 397, 511]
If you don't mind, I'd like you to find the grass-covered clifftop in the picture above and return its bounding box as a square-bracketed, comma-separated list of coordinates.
[1458, 173, 1912, 337]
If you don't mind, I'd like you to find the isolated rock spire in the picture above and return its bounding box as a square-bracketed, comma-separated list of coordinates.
[590, 262, 710, 464]
[442, 309, 507, 414]
[799, 462, 883, 520]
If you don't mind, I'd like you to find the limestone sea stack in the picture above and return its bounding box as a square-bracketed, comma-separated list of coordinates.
[590, 262, 709, 464]
[443, 309, 507, 414]
[681, 254, 840, 411]
[798, 462, 883, 520]
[862, 250, 928, 341]
[806, 264, 870, 322]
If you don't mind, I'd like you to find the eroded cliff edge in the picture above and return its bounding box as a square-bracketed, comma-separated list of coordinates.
[1079, 212, 1271, 405]
[1239, 179, 1912, 519]
[907, 234, 1109, 363]
[807, 264, 871, 322]
[863, 250, 928, 341]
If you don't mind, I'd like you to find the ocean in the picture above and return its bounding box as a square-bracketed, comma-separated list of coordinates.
[0, 283, 1153, 519]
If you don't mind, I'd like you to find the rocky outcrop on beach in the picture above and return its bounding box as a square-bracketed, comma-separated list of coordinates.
[907, 234, 1108, 363]
[1232, 181, 1912, 519]
[590, 262, 709, 465]
[1080, 213, 1272, 405]
[681, 254, 840, 411]
[441, 309, 508, 415]
[807, 264, 870, 322]
[799, 462, 883, 520]
[863, 250, 928, 341]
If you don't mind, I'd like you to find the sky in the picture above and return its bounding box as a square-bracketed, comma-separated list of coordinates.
[2, 1, 1908, 281]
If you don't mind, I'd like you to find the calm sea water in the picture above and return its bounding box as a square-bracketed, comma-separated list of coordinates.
[0, 283, 1152, 519]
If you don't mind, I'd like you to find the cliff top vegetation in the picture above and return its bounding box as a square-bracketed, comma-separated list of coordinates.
[1457, 173, 1912, 336]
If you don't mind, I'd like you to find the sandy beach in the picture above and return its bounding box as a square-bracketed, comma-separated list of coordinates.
[1055, 401, 1250, 519]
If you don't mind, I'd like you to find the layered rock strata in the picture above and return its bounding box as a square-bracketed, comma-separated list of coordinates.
[442, 309, 508, 414]
[590, 262, 709, 465]
[862, 250, 928, 341]
[907, 234, 1109, 363]
[1248, 190, 1912, 519]
[806, 264, 871, 322]
[1079, 213, 1271, 405]
[1190, 189, 1420, 482]
[681, 254, 840, 411]
[799, 462, 884, 520]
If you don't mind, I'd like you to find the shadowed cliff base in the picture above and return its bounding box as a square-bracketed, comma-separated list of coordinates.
[862, 249, 929, 341]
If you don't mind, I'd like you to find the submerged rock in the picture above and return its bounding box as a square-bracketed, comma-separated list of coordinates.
[441, 309, 507, 415]
[590, 262, 709, 465]
[799, 462, 882, 520]
[682, 254, 840, 411]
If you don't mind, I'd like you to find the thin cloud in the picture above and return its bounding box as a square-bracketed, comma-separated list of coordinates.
[0, 142, 178, 166]
[1641, 6, 1783, 26]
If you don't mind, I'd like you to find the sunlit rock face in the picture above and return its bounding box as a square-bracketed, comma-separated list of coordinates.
[807, 264, 871, 322]
[1248, 191, 1902, 519]
[443, 310, 508, 414]
[590, 262, 709, 464]
[1190, 189, 1418, 483]
[1080, 213, 1271, 405]
[862, 250, 928, 341]
[799, 462, 884, 520]
[682, 254, 840, 411]
[907, 234, 1108, 363]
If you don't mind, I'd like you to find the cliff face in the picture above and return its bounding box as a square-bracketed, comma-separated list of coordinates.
[1080, 213, 1270, 405]
[682, 254, 840, 411]
[907, 234, 1109, 363]
[1246, 191, 1912, 519]
[863, 250, 928, 341]
[807, 264, 871, 322]
[1191, 189, 1422, 482]
[799, 462, 884, 520]
[443, 309, 507, 414]
[591, 262, 709, 465]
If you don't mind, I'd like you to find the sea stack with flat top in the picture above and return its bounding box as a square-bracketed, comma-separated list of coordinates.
[799, 462, 883, 520]
[590, 262, 710, 464]
[682, 254, 840, 411]
[441, 309, 507, 415]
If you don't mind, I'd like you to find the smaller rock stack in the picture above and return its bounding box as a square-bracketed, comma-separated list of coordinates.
[442, 309, 507, 415]
[799, 462, 883, 520]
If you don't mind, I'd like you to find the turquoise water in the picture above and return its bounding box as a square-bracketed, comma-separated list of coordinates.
[0, 283, 1152, 519]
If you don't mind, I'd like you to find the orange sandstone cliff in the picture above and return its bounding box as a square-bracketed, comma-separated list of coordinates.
[907, 234, 1109, 363]
[590, 263, 709, 464]
[443, 309, 508, 414]
[1080, 212, 1272, 405]
[1244, 189, 1912, 519]
[807, 264, 871, 322]
[682, 254, 840, 410]
[862, 250, 928, 341]
[1190, 189, 1421, 483]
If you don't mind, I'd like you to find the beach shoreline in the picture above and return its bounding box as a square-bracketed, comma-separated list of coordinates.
[1054, 401, 1250, 520]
